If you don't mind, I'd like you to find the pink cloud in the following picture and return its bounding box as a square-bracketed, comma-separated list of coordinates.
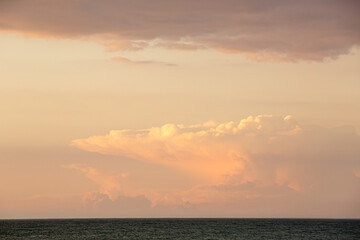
[70, 115, 360, 216]
[64, 164, 129, 200]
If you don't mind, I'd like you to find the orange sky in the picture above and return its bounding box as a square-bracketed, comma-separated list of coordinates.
[0, 0, 359, 219]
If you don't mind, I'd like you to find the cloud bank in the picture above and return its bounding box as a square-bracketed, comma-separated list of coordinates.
[1, 0, 359, 61]
[71, 115, 360, 216]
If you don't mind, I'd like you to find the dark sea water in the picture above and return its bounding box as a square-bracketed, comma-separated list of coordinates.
[1, 218, 359, 239]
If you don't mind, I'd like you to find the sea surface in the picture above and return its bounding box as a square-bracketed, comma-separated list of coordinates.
[1, 218, 359, 239]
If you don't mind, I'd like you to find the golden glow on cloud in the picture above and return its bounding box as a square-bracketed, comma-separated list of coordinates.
[72, 115, 300, 185]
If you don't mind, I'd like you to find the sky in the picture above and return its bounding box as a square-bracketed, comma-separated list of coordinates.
[0, 0, 359, 219]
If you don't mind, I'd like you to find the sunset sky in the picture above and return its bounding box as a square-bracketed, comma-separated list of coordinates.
[1, 0, 359, 219]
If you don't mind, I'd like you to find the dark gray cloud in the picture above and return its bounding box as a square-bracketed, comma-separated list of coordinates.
[1, 0, 359, 61]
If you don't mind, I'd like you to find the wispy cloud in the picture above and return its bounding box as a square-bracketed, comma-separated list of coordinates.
[112, 56, 176, 66]
[63, 164, 128, 200]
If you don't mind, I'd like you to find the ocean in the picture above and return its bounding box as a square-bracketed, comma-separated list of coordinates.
[1, 218, 359, 239]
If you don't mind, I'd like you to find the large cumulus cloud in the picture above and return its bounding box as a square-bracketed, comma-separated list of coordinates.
[1, 0, 359, 61]
[72, 115, 302, 184]
[71, 115, 360, 216]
